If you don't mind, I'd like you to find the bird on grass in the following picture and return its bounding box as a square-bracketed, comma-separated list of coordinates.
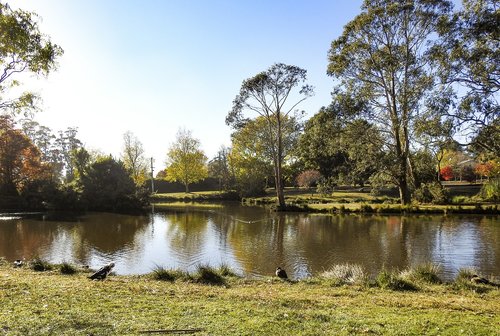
[89, 262, 115, 280]
[13, 259, 24, 267]
[470, 274, 499, 287]
[275, 267, 288, 279]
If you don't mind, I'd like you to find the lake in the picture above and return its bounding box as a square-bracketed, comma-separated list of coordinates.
[0, 203, 499, 281]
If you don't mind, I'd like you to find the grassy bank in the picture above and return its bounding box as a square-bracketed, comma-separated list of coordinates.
[0, 262, 498, 335]
[240, 187, 499, 214]
[151, 191, 239, 203]
[149, 186, 499, 214]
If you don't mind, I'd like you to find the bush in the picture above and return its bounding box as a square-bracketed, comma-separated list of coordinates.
[81, 156, 148, 212]
[151, 265, 176, 281]
[376, 269, 417, 291]
[60, 262, 78, 275]
[30, 257, 53, 272]
[359, 204, 374, 213]
[316, 177, 336, 195]
[320, 264, 368, 286]
[236, 175, 266, 198]
[400, 263, 441, 284]
[480, 178, 500, 202]
[194, 264, 226, 286]
[368, 172, 394, 196]
[413, 182, 449, 204]
[451, 195, 470, 204]
[455, 268, 476, 283]
[453, 268, 483, 291]
[440, 166, 454, 181]
[296, 170, 322, 188]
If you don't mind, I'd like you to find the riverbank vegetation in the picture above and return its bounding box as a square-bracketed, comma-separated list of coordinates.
[149, 185, 498, 214]
[0, 260, 498, 335]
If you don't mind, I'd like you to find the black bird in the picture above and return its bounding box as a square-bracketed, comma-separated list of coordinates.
[89, 262, 115, 280]
[275, 267, 288, 279]
[13, 259, 24, 267]
[470, 274, 499, 287]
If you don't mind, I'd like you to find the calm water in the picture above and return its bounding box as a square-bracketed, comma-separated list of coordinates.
[0, 204, 499, 280]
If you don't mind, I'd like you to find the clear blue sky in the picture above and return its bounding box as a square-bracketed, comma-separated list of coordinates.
[13, 0, 365, 170]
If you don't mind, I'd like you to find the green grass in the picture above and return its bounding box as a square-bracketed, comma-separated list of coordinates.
[151, 191, 238, 202]
[245, 190, 382, 206]
[150, 186, 498, 214]
[153, 202, 225, 209]
[0, 264, 498, 335]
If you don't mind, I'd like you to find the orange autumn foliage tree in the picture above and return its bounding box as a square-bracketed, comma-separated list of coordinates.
[439, 166, 454, 181]
[0, 116, 50, 195]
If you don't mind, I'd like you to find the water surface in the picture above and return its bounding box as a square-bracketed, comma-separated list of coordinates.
[0, 204, 498, 280]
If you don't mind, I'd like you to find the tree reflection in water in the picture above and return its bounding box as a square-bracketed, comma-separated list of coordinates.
[0, 209, 498, 280]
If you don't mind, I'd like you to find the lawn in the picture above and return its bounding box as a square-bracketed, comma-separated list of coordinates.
[0, 263, 498, 335]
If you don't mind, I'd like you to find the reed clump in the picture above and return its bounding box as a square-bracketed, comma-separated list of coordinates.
[376, 269, 417, 291]
[60, 262, 78, 275]
[320, 263, 368, 286]
[29, 257, 53, 272]
[400, 263, 442, 285]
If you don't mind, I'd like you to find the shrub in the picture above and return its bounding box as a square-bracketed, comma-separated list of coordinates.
[296, 170, 322, 188]
[194, 264, 226, 286]
[453, 268, 483, 291]
[320, 264, 368, 286]
[152, 265, 176, 281]
[440, 166, 454, 181]
[480, 178, 500, 202]
[359, 204, 374, 213]
[451, 195, 469, 204]
[376, 269, 417, 291]
[60, 262, 77, 275]
[369, 172, 394, 196]
[316, 177, 336, 195]
[413, 182, 449, 204]
[400, 263, 441, 284]
[455, 268, 476, 283]
[30, 257, 53, 272]
[475, 162, 494, 179]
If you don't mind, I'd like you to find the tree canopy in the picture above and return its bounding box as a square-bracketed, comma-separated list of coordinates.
[121, 131, 148, 186]
[328, 0, 453, 204]
[0, 2, 63, 114]
[0, 115, 49, 196]
[434, 0, 499, 138]
[165, 129, 207, 193]
[80, 156, 146, 212]
[227, 63, 313, 208]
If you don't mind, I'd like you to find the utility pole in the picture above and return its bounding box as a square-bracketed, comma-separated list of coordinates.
[150, 157, 155, 193]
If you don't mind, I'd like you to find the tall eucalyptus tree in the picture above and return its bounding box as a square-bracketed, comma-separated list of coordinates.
[328, 0, 453, 204]
[227, 63, 313, 209]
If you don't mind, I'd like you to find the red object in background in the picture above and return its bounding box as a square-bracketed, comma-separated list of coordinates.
[440, 166, 454, 181]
